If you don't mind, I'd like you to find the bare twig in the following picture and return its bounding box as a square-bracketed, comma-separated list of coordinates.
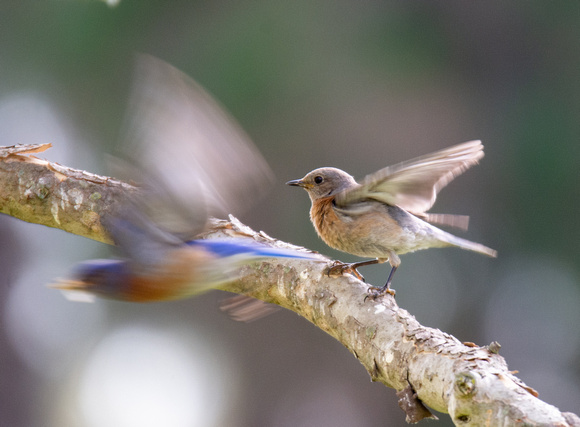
[1, 144, 578, 426]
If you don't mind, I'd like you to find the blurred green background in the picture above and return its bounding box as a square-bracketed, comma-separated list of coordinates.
[0, 1, 578, 426]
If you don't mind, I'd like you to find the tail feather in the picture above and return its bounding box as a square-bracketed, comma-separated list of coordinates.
[443, 233, 497, 258]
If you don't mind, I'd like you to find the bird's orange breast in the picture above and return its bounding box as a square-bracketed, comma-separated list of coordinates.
[122, 247, 215, 302]
[309, 196, 411, 258]
[310, 196, 349, 251]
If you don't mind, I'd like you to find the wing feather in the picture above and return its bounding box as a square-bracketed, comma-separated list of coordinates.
[335, 140, 484, 214]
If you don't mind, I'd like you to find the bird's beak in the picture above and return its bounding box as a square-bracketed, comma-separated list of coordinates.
[286, 179, 307, 187]
[49, 278, 87, 291]
[49, 279, 96, 302]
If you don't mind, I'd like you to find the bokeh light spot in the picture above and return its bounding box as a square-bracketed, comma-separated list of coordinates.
[76, 325, 236, 427]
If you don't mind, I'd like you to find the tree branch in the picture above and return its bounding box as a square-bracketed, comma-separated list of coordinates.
[1, 144, 578, 426]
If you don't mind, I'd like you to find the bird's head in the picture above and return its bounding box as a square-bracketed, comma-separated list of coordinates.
[286, 167, 358, 201]
[51, 259, 132, 302]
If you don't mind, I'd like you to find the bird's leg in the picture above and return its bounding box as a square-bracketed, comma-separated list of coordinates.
[366, 266, 398, 298]
[327, 259, 380, 282]
[367, 252, 400, 298]
[380, 266, 398, 295]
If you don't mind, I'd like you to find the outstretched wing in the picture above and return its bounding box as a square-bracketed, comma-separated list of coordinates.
[336, 140, 484, 214]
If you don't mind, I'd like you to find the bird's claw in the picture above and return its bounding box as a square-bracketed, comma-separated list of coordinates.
[364, 285, 396, 301]
[327, 261, 365, 282]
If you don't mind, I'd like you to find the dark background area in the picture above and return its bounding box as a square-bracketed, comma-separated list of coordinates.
[0, 1, 578, 426]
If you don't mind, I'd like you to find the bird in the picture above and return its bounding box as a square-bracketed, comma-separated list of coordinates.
[52, 218, 323, 303]
[51, 55, 323, 303]
[287, 140, 497, 296]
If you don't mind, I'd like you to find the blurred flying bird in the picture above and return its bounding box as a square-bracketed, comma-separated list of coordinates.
[287, 140, 496, 296]
[52, 55, 322, 303]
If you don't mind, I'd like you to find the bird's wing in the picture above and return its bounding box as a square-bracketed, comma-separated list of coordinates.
[112, 54, 274, 240]
[413, 212, 470, 231]
[335, 140, 484, 214]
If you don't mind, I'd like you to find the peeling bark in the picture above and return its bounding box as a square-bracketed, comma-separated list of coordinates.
[397, 384, 438, 423]
[1, 144, 579, 426]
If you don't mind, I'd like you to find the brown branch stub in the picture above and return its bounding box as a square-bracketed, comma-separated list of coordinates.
[0, 143, 53, 156]
[0, 144, 578, 426]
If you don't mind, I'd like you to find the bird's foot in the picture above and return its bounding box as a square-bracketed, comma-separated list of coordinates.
[364, 265, 397, 300]
[327, 261, 365, 282]
[364, 284, 396, 301]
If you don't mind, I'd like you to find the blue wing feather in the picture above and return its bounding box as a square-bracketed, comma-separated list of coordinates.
[186, 239, 319, 260]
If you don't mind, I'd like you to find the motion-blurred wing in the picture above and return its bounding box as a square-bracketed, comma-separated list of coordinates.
[114, 54, 274, 238]
[336, 140, 484, 214]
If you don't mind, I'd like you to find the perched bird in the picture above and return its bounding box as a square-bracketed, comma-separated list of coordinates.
[287, 140, 497, 295]
[52, 55, 322, 303]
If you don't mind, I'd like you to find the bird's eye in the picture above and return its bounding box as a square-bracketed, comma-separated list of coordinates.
[314, 176, 323, 184]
